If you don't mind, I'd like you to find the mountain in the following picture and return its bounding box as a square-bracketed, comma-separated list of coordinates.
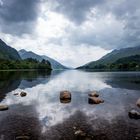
[77, 46, 140, 69]
[19, 49, 67, 70]
[106, 55, 140, 71]
[99, 46, 140, 64]
[41, 55, 68, 70]
[19, 49, 43, 61]
[0, 39, 21, 60]
[116, 55, 140, 64]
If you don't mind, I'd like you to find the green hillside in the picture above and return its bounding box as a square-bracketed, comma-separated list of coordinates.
[77, 46, 140, 70]
[19, 49, 68, 70]
[0, 39, 21, 60]
[0, 39, 52, 70]
[78, 55, 140, 71]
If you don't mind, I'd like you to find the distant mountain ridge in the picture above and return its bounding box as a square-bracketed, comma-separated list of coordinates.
[100, 46, 140, 63]
[0, 39, 21, 60]
[19, 49, 67, 70]
[77, 46, 140, 69]
[41, 55, 68, 70]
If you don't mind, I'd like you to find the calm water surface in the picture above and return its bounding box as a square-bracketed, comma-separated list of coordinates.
[0, 70, 140, 140]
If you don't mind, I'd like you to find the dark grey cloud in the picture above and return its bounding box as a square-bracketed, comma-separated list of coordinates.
[105, 0, 140, 48]
[0, 0, 41, 35]
[1, 0, 140, 51]
[51, 0, 105, 24]
[50, 0, 140, 49]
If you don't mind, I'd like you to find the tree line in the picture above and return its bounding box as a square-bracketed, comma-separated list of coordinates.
[0, 58, 52, 70]
[83, 55, 140, 71]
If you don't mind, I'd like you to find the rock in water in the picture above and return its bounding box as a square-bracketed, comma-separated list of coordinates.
[16, 136, 30, 140]
[20, 91, 27, 97]
[88, 97, 104, 104]
[0, 105, 8, 111]
[128, 110, 140, 119]
[14, 93, 19, 96]
[136, 98, 140, 108]
[60, 90, 71, 100]
[88, 91, 99, 97]
[74, 130, 86, 136]
[60, 90, 71, 103]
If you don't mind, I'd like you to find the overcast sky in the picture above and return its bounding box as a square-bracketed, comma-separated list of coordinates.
[0, 0, 140, 67]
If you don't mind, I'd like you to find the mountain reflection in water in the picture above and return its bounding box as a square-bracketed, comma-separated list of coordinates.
[0, 70, 140, 140]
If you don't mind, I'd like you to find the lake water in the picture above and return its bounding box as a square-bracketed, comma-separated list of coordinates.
[0, 70, 140, 140]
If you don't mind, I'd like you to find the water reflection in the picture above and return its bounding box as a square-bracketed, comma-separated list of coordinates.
[44, 111, 139, 140]
[0, 70, 52, 101]
[104, 72, 140, 90]
[0, 70, 140, 139]
[0, 71, 21, 101]
[0, 104, 44, 140]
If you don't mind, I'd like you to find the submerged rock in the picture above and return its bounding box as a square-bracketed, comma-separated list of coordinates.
[0, 105, 8, 111]
[20, 92, 27, 97]
[73, 126, 77, 130]
[14, 93, 19, 96]
[74, 130, 86, 136]
[128, 109, 140, 119]
[60, 90, 71, 100]
[136, 98, 140, 108]
[88, 91, 99, 97]
[16, 136, 30, 140]
[88, 97, 104, 104]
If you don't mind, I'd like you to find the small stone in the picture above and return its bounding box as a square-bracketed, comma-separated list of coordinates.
[128, 109, 140, 119]
[136, 98, 140, 108]
[74, 130, 86, 136]
[0, 105, 8, 111]
[20, 92, 27, 97]
[73, 126, 76, 130]
[14, 93, 19, 96]
[16, 136, 30, 140]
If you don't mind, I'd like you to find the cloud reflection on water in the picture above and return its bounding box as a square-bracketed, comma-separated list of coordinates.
[1, 70, 140, 127]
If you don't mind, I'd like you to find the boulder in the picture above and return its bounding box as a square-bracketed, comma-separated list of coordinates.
[88, 91, 99, 97]
[136, 98, 140, 108]
[88, 97, 104, 104]
[20, 91, 27, 97]
[0, 105, 8, 111]
[128, 109, 140, 119]
[60, 90, 71, 100]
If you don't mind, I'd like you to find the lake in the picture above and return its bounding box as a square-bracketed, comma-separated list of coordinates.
[0, 70, 140, 140]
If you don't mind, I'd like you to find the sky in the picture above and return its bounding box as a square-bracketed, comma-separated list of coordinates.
[0, 0, 140, 67]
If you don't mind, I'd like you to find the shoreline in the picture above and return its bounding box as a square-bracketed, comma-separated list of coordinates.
[0, 69, 140, 72]
[0, 69, 52, 72]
